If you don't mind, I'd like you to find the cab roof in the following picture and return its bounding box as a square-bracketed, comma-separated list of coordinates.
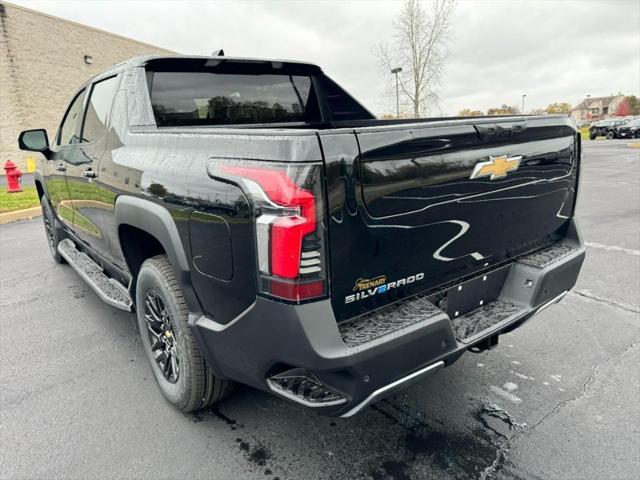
[126, 54, 323, 74]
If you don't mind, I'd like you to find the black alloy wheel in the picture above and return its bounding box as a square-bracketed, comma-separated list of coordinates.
[135, 255, 232, 411]
[143, 289, 180, 383]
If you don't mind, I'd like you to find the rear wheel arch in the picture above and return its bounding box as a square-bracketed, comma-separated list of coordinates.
[114, 196, 201, 313]
[118, 224, 166, 283]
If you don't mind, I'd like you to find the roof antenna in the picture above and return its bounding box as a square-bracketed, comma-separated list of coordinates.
[211, 49, 225, 56]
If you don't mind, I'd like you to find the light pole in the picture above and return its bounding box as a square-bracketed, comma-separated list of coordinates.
[391, 67, 402, 117]
[521, 94, 526, 114]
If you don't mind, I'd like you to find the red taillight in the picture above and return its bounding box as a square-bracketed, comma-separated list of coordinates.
[271, 216, 312, 278]
[214, 161, 328, 302]
[269, 278, 325, 301]
[219, 166, 316, 222]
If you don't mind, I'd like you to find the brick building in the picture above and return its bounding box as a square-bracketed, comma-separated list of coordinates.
[570, 95, 626, 124]
[0, 2, 172, 171]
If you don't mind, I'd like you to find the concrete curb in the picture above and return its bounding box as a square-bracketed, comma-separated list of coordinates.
[0, 206, 42, 225]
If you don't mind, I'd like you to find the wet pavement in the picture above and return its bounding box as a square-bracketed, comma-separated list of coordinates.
[1, 140, 638, 479]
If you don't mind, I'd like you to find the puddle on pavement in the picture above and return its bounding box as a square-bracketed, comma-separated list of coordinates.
[183, 393, 530, 480]
[364, 397, 537, 480]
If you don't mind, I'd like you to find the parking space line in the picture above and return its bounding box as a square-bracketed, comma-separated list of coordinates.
[585, 242, 640, 257]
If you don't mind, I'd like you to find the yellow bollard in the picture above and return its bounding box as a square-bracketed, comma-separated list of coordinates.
[26, 157, 36, 173]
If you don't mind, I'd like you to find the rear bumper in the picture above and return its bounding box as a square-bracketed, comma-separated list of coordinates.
[191, 219, 585, 416]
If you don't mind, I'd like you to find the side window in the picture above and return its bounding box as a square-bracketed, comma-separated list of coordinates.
[57, 89, 86, 146]
[81, 75, 120, 144]
[320, 75, 374, 122]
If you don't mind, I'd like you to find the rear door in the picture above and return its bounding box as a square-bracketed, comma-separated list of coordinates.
[320, 116, 579, 321]
[64, 74, 120, 258]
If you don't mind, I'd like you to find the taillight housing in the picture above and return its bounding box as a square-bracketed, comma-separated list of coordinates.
[211, 160, 328, 303]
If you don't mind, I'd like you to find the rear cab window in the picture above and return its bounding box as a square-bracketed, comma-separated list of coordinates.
[147, 59, 322, 127]
[145, 57, 373, 127]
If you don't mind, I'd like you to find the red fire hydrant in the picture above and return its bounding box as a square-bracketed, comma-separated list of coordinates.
[4, 160, 23, 193]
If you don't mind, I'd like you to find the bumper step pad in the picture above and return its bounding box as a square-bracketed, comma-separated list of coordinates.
[58, 239, 132, 311]
[339, 294, 443, 348]
[517, 242, 575, 268]
[449, 300, 521, 342]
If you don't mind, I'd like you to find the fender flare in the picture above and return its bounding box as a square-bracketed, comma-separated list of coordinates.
[114, 196, 201, 312]
[33, 171, 48, 199]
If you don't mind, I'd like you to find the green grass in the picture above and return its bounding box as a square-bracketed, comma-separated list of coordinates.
[0, 186, 40, 213]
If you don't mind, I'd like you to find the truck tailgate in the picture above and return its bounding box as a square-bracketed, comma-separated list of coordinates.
[319, 116, 579, 321]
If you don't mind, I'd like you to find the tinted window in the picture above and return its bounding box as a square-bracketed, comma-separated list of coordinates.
[82, 75, 119, 143]
[321, 76, 374, 122]
[150, 72, 320, 126]
[58, 89, 86, 146]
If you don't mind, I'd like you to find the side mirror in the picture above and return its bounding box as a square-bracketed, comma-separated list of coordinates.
[18, 129, 51, 158]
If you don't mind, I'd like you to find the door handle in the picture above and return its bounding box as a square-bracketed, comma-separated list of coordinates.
[83, 169, 97, 178]
[475, 121, 528, 139]
[56, 164, 66, 172]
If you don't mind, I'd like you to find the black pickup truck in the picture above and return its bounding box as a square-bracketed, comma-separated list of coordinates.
[588, 118, 627, 139]
[19, 55, 585, 416]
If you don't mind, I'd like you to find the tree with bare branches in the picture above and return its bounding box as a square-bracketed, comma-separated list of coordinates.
[376, 0, 455, 118]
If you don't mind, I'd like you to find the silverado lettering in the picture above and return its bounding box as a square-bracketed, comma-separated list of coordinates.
[346, 273, 425, 303]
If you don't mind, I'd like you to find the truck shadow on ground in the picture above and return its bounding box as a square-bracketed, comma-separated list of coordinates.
[184, 378, 527, 480]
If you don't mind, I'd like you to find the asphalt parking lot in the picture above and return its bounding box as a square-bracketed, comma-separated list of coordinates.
[1, 139, 638, 480]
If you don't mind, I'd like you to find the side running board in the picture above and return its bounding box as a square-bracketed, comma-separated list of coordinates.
[58, 239, 133, 311]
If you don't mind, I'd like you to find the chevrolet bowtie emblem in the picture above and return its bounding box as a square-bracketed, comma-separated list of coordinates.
[470, 155, 523, 180]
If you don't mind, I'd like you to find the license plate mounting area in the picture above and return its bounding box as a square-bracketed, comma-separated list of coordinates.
[441, 266, 510, 319]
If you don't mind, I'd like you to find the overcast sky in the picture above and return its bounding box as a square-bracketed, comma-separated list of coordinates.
[13, 0, 640, 116]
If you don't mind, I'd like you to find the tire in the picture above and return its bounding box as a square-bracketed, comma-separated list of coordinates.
[606, 130, 615, 139]
[41, 196, 65, 264]
[589, 134, 597, 140]
[136, 255, 232, 412]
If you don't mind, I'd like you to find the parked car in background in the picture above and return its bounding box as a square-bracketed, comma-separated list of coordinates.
[589, 119, 627, 140]
[615, 118, 640, 139]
